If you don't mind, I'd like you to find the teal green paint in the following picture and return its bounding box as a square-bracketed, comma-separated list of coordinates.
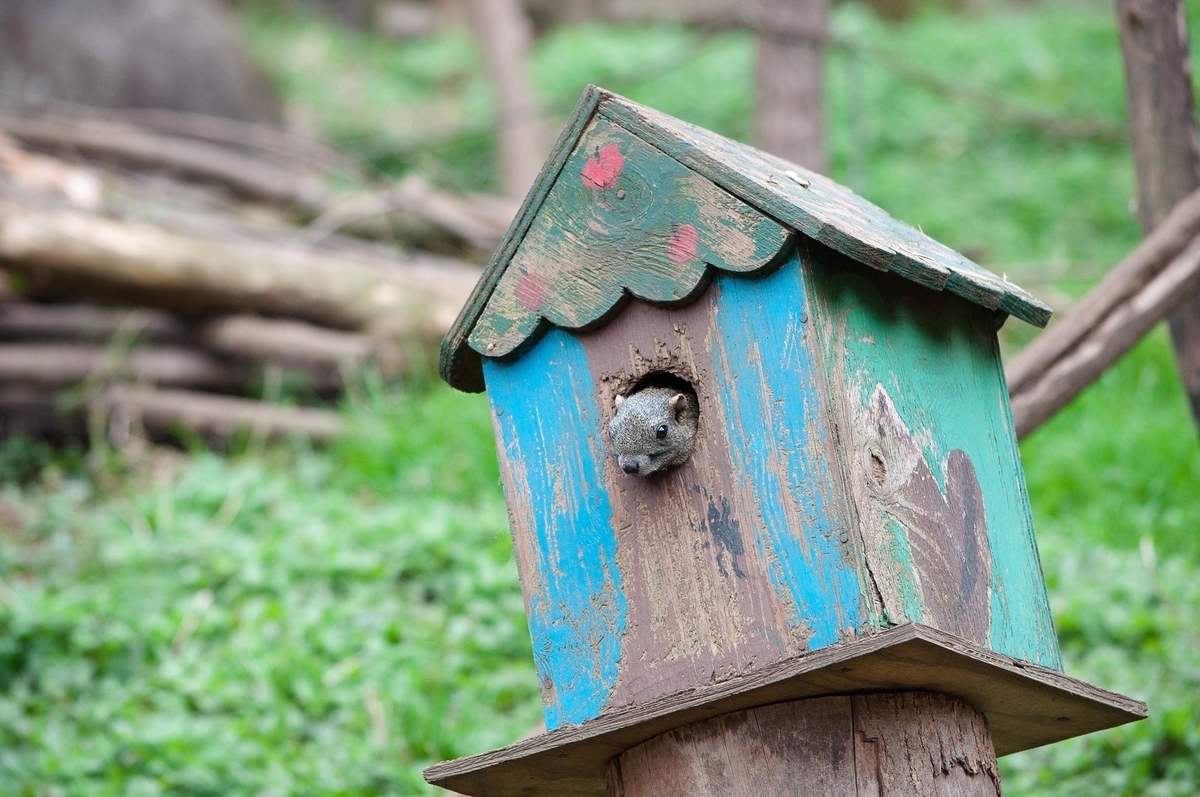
[882, 514, 923, 624]
[807, 252, 1062, 671]
[468, 116, 790, 359]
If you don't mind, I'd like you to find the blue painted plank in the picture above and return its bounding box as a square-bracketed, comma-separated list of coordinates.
[483, 329, 627, 728]
[708, 252, 865, 649]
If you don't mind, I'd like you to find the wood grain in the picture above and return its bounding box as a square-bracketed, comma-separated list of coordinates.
[608, 696, 856, 796]
[468, 115, 791, 358]
[442, 87, 610, 393]
[851, 693, 1000, 797]
[582, 294, 828, 715]
[1115, 0, 1200, 424]
[424, 624, 1145, 797]
[597, 92, 1050, 327]
[804, 245, 1060, 670]
[484, 329, 625, 729]
[609, 693, 999, 797]
[481, 252, 867, 729]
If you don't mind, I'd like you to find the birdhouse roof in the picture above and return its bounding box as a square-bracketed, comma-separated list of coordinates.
[441, 86, 1051, 392]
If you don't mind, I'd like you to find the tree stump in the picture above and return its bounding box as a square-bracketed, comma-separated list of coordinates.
[607, 692, 1001, 797]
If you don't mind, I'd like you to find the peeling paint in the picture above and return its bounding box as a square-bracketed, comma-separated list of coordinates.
[484, 329, 628, 728]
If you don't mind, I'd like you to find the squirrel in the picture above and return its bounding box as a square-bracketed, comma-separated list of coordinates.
[608, 386, 699, 477]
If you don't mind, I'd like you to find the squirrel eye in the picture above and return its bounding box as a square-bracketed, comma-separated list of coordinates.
[656, 424, 669, 440]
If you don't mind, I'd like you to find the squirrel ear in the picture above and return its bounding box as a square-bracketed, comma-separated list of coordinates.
[668, 393, 687, 420]
[615, 394, 625, 408]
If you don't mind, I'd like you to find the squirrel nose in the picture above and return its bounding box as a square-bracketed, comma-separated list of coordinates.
[622, 461, 639, 474]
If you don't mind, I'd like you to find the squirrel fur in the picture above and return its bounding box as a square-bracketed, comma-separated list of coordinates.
[608, 386, 699, 476]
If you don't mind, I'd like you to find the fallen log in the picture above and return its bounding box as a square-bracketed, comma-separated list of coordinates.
[306, 174, 516, 255]
[1006, 187, 1200, 394]
[93, 384, 345, 442]
[0, 114, 328, 211]
[0, 384, 80, 439]
[0, 343, 247, 391]
[1009, 235, 1200, 438]
[82, 106, 365, 176]
[0, 131, 105, 210]
[0, 302, 186, 343]
[0, 198, 481, 339]
[198, 314, 381, 371]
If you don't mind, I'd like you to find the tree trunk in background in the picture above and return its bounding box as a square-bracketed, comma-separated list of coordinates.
[752, 0, 829, 174]
[1116, 0, 1200, 427]
[464, 0, 544, 199]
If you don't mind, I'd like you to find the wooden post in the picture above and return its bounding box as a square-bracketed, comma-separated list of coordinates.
[608, 692, 1001, 797]
[1116, 0, 1200, 425]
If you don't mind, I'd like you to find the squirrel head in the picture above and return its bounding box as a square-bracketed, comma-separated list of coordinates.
[608, 386, 699, 477]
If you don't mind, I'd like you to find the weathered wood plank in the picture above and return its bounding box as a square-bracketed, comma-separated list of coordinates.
[707, 252, 866, 647]
[441, 87, 605, 393]
[804, 245, 1060, 670]
[583, 299, 800, 713]
[484, 329, 626, 729]
[512, 249, 865, 722]
[596, 92, 1050, 328]
[423, 624, 1146, 797]
[851, 693, 1001, 797]
[468, 115, 792, 359]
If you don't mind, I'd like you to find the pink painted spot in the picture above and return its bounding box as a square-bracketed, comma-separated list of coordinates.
[668, 223, 699, 264]
[581, 145, 625, 190]
[515, 272, 547, 311]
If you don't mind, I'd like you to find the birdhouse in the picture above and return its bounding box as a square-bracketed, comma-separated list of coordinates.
[428, 86, 1143, 797]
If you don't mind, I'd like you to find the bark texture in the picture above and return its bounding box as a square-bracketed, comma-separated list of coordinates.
[1116, 0, 1200, 425]
[607, 692, 1001, 797]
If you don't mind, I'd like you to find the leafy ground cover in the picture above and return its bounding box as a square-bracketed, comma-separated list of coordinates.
[0, 0, 1198, 794]
[0, 385, 539, 796]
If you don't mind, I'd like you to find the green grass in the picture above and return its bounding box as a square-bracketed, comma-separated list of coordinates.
[1000, 330, 1200, 795]
[1021, 328, 1200, 560]
[0, 384, 538, 796]
[0, 0, 1198, 794]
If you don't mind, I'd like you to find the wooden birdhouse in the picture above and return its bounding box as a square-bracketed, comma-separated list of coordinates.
[427, 87, 1144, 797]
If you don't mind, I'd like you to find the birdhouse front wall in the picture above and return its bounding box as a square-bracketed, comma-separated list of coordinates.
[483, 245, 1062, 734]
[483, 248, 868, 731]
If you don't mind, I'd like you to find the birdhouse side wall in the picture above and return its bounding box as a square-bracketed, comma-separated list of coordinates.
[803, 245, 1062, 671]
[482, 248, 873, 731]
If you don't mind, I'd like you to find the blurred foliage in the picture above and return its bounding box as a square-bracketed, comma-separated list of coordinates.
[1002, 535, 1200, 796]
[0, 0, 1197, 794]
[0, 383, 538, 796]
[242, 0, 1200, 282]
[1021, 328, 1200, 561]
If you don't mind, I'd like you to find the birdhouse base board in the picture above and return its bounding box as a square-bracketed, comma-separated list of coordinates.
[424, 623, 1144, 797]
